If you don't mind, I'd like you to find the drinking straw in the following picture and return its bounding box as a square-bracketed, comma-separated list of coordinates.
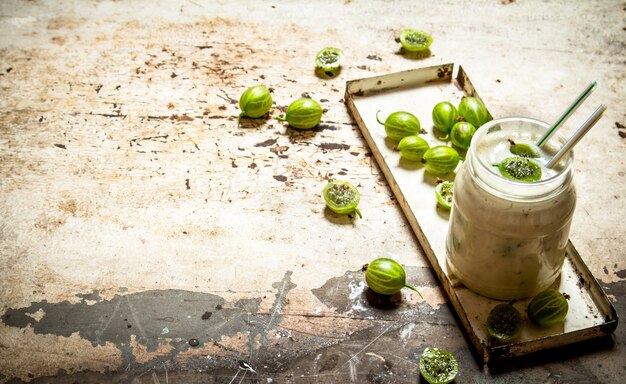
[537, 81, 597, 147]
[546, 104, 606, 169]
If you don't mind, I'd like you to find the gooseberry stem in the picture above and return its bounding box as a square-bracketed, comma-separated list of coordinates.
[375, 110, 385, 126]
[354, 207, 362, 219]
[404, 283, 424, 299]
[276, 116, 287, 122]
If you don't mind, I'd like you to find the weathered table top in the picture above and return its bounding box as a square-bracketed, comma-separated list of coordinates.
[0, 1, 624, 383]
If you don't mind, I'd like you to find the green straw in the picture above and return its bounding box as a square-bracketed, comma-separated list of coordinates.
[537, 81, 597, 147]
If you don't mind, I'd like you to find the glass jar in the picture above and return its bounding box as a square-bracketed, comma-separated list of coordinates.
[445, 117, 576, 300]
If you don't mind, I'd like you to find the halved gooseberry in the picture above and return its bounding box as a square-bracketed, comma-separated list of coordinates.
[398, 29, 433, 52]
[509, 139, 541, 158]
[498, 156, 542, 182]
[486, 302, 523, 343]
[315, 47, 344, 78]
[322, 180, 362, 218]
[435, 180, 453, 210]
[419, 347, 458, 384]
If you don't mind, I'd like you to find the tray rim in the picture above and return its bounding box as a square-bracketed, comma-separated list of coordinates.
[344, 62, 619, 364]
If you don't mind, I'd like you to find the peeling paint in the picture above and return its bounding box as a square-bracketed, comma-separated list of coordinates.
[0, 325, 122, 382]
[130, 334, 174, 364]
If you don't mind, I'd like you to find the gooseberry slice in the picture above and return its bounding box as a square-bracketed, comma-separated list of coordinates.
[435, 180, 453, 210]
[508, 139, 541, 158]
[486, 303, 523, 343]
[322, 180, 362, 218]
[498, 156, 542, 182]
[419, 347, 458, 384]
[398, 29, 433, 52]
[315, 47, 344, 77]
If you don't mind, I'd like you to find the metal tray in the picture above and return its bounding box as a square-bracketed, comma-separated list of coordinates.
[344, 63, 619, 363]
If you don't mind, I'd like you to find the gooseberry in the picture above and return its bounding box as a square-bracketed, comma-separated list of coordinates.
[422, 146, 462, 176]
[458, 96, 491, 128]
[277, 98, 323, 129]
[396, 135, 430, 161]
[376, 110, 421, 142]
[239, 85, 273, 118]
[528, 289, 569, 327]
[364, 258, 421, 296]
[450, 121, 476, 150]
[432, 101, 458, 134]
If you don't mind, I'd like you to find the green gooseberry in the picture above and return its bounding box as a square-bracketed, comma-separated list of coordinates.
[422, 146, 462, 176]
[364, 258, 421, 296]
[450, 121, 476, 150]
[239, 85, 273, 118]
[458, 96, 491, 128]
[277, 98, 323, 129]
[432, 101, 458, 134]
[376, 110, 421, 142]
[528, 289, 569, 327]
[396, 135, 430, 161]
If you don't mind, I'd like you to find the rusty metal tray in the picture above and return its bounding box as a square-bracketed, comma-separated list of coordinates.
[344, 63, 619, 363]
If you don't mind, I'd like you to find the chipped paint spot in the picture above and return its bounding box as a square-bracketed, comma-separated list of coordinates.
[25, 308, 46, 322]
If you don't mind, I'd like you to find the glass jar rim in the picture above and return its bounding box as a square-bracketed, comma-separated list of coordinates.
[471, 116, 574, 189]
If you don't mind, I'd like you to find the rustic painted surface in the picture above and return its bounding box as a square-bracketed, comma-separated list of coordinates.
[0, 0, 624, 383]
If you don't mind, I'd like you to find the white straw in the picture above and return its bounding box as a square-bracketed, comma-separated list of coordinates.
[547, 104, 606, 169]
